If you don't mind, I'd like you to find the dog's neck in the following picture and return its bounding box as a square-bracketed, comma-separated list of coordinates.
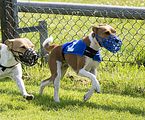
[0, 44, 18, 67]
[83, 32, 100, 51]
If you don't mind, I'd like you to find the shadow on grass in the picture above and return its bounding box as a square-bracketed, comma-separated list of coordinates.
[61, 85, 145, 99]
[0, 77, 11, 82]
[33, 93, 145, 117]
[0, 88, 21, 96]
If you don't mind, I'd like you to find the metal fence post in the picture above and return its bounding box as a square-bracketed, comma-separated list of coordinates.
[1, 0, 19, 42]
[39, 20, 48, 62]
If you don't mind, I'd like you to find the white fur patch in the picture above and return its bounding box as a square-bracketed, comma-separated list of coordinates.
[88, 32, 94, 42]
[42, 36, 53, 47]
[78, 68, 100, 92]
[54, 61, 62, 102]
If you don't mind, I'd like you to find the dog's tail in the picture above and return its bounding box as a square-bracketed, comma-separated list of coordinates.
[42, 36, 57, 52]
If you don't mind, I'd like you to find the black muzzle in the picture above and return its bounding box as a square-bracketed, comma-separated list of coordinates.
[18, 48, 39, 66]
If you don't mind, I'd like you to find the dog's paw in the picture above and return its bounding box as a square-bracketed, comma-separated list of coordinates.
[54, 97, 60, 103]
[94, 85, 100, 93]
[96, 91, 101, 94]
[83, 90, 94, 101]
[95, 89, 101, 93]
[84, 94, 93, 102]
[83, 94, 92, 101]
[23, 94, 34, 100]
[54, 100, 60, 103]
[83, 95, 88, 101]
[39, 87, 44, 95]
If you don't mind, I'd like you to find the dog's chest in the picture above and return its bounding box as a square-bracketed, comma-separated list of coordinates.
[0, 44, 17, 66]
[83, 57, 99, 71]
[0, 44, 18, 78]
[0, 68, 13, 78]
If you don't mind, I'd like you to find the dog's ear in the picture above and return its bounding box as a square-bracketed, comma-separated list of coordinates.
[92, 24, 106, 34]
[92, 25, 100, 34]
[4, 39, 13, 49]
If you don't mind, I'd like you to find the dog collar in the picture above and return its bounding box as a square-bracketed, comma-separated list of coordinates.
[0, 63, 18, 71]
[95, 35, 102, 47]
[84, 46, 102, 62]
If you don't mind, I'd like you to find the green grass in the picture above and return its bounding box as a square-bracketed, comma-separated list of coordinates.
[0, 64, 145, 120]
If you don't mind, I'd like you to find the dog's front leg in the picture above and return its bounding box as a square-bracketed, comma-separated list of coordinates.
[78, 68, 100, 101]
[90, 68, 96, 76]
[11, 65, 34, 100]
[12, 75, 34, 100]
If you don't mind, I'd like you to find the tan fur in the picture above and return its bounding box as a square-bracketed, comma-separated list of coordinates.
[4, 38, 35, 58]
[5, 38, 34, 52]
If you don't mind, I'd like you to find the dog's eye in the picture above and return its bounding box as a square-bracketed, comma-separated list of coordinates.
[105, 31, 110, 35]
[20, 46, 26, 49]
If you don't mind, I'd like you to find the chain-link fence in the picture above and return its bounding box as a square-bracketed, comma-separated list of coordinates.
[1, 0, 145, 65]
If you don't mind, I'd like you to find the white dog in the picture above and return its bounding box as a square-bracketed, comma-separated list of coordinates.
[0, 38, 38, 100]
[39, 24, 122, 102]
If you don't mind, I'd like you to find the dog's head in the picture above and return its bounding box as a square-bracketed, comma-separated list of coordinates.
[91, 24, 122, 53]
[4, 38, 39, 66]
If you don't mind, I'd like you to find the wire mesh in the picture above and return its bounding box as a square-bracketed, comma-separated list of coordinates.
[2, 1, 145, 65]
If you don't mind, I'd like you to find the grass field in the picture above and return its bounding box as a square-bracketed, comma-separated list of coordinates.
[1, 0, 145, 120]
[0, 64, 145, 120]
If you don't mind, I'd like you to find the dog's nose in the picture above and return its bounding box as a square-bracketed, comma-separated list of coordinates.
[115, 39, 119, 43]
[33, 52, 39, 60]
[112, 35, 121, 43]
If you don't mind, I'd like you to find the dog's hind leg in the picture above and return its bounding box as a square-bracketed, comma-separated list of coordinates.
[39, 78, 53, 95]
[39, 57, 58, 95]
[39, 70, 60, 95]
[78, 68, 100, 101]
[53, 61, 62, 102]
[61, 62, 69, 79]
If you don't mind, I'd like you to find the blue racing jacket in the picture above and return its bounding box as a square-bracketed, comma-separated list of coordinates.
[62, 40, 102, 62]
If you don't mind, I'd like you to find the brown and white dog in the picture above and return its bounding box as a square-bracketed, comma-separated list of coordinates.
[39, 24, 122, 102]
[0, 38, 38, 100]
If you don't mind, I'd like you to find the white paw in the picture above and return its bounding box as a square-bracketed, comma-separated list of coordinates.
[54, 97, 60, 103]
[93, 83, 100, 93]
[95, 87, 101, 93]
[23, 94, 34, 100]
[39, 87, 44, 95]
[83, 89, 94, 101]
